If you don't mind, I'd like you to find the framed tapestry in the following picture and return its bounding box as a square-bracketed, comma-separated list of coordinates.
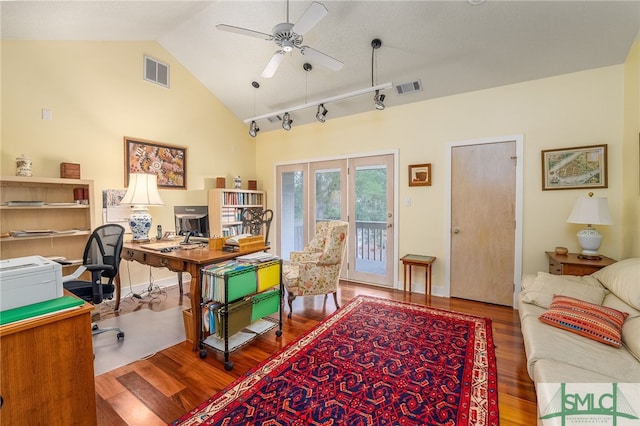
[124, 137, 186, 189]
[541, 144, 607, 191]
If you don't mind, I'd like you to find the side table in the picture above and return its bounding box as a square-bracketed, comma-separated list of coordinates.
[545, 251, 616, 276]
[400, 254, 436, 295]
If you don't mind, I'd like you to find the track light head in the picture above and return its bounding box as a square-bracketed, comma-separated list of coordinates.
[249, 121, 260, 137]
[282, 112, 293, 131]
[316, 104, 328, 123]
[374, 90, 386, 110]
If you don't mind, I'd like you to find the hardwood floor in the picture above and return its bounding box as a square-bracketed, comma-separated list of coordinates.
[94, 281, 538, 425]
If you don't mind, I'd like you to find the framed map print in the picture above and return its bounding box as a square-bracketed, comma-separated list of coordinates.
[124, 137, 186, 189]
[541, 144, 607, 190]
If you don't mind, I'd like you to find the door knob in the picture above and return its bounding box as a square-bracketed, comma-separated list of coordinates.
[452, 227, 460, 234]
[387, 223, 393, 228]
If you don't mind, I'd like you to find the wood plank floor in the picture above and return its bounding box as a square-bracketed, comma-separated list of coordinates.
[94, 281, 538, 425]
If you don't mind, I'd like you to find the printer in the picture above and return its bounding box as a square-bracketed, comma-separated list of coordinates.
[0, 256, 63, 311]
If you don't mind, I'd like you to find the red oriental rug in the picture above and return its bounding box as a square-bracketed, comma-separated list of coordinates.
[172, 296, 499, 426]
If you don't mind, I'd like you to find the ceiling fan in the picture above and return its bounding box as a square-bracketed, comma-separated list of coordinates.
[216, 1, 343, 78]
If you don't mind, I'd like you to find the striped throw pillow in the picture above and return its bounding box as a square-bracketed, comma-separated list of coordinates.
[539, 295, 628, 348]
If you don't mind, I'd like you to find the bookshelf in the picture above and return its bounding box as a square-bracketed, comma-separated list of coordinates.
[0, 176, 95, 271]
[208, 188, 266, 237]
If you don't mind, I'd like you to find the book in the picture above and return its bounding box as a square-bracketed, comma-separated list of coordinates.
[0, 296, 84, 326]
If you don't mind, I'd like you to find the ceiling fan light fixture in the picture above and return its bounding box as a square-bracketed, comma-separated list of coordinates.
[374, 90, 386, 110]
[281, 39, 294, 52]
[249, 120, 260, 137]
[282, 112, 293, 130]
[316, 104, 328, 123]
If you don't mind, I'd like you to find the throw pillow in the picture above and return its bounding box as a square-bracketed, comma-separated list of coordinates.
[521, 272, 607, 309]
[592, 258, 640, 310]
[539, 295, 628, 348]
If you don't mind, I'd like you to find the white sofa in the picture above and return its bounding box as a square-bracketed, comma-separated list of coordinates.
[518, 258, 640, 385]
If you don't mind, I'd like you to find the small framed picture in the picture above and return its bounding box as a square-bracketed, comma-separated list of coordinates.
[409, 164, 431, 187]
[124, 137, 186, 189]
[541, 144, 607, 190]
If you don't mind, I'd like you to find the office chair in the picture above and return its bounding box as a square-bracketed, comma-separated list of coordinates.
[241, 207, 274, 245]
[63, 224, 125, 340]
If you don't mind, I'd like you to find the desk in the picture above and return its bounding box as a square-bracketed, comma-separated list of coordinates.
[0, 294, 96, 425]
[121, 242, 267, 351]
[400, 254, 436, 295]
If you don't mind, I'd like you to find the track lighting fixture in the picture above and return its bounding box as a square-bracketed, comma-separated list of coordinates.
[316, 104, 328, 123]
[374, 90, 386, 110]
[249, 120, 260, 137]
[282, 112, 293, 131]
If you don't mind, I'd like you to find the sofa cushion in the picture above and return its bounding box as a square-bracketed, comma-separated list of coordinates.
[539, 295, 628, 347]
[592, 258, 640, 310]
[520, 272, 606, 309]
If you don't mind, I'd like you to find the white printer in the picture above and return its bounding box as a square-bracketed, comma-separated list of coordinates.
[0, 255, 63, 311]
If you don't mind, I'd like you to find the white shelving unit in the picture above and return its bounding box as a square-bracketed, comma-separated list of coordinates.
[207, 188, 266, 237]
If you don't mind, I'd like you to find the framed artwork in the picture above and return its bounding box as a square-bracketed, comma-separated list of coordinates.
[124, 137, 186, 189]
[541, 144, 607, 191]
[408, 163, 431, 187]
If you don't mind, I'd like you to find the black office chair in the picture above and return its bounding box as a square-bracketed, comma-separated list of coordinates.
[241, 207, 274, 245]
[63, 224, 125, 340]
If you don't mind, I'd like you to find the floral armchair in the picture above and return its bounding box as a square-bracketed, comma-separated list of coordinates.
[282, 221, 348, 318]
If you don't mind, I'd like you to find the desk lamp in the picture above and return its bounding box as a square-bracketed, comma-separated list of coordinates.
[566, 192, 613, 259]
[120, 173, 164, 242]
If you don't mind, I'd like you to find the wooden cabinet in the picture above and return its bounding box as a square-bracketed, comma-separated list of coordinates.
[0, 297, 97, 425]
[545, 251, 616, 276]
[0, 176, 95, 272]
[208, 188, 265, 237]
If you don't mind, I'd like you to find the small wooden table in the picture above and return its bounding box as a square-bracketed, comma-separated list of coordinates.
[545, 251, 616, 276]
[400, 254, 436, 295]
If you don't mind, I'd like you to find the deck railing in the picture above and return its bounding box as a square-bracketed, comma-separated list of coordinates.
[355, 220, 387, 261]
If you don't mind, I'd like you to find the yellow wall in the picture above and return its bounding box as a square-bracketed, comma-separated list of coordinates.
[622, 36, 640, 257]
[2, 40, 638, 291]
[256, 65, 630, 288]
[1, 40, 254, 284]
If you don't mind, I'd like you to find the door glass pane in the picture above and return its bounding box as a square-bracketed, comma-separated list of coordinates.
[355, 165, 387, 275]
[314, 168, 341, 223]
[280, 170, 304, 261]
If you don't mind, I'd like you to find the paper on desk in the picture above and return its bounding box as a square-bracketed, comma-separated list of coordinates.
[62, 265, 86, 282]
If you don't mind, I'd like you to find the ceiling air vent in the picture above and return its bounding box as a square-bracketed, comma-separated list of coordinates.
[395, 80, 422, 95]
[144, 55, 169, 88]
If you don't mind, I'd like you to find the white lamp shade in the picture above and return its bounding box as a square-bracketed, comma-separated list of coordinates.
[120, 173, 164, 206]
[566, 196, 613, 225]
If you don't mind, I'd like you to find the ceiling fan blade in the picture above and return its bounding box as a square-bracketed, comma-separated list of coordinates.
[216, 24, 273, 40]
[291, 2, 328, 35]
[262, 51, 286, 78]
[300, 46, 343, 71]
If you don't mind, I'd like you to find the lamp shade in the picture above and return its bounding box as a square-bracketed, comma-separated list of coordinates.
[120, 173, 164, 206]
[119, 173, 163, 241]
[566, 196, 613, 225]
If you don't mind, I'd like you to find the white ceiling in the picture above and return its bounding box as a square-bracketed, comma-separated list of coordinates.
[2, 1, 639, 133]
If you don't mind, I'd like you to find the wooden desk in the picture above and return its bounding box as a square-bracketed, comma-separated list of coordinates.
[545, 251, 616, 276]
[400, 254, 436, 295]
[0, 295, 96, 425]
[121, 242, 268, 351]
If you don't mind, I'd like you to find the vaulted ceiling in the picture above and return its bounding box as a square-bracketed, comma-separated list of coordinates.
[2, 1, 639, 132]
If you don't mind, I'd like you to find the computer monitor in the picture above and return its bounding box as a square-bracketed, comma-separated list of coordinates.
[174, 206, 210, 238]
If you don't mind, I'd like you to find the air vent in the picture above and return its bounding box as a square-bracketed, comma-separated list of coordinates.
[144, 55, 169, 88]
[267, 116, 282, 123]
[395, 80, 422, 95]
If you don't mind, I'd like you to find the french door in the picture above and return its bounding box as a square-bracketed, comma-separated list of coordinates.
[277, 154, 395, 287]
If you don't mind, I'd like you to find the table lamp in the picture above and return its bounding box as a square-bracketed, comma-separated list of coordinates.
[119, 173, 164, 242]
[566, 192, 613, 259]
